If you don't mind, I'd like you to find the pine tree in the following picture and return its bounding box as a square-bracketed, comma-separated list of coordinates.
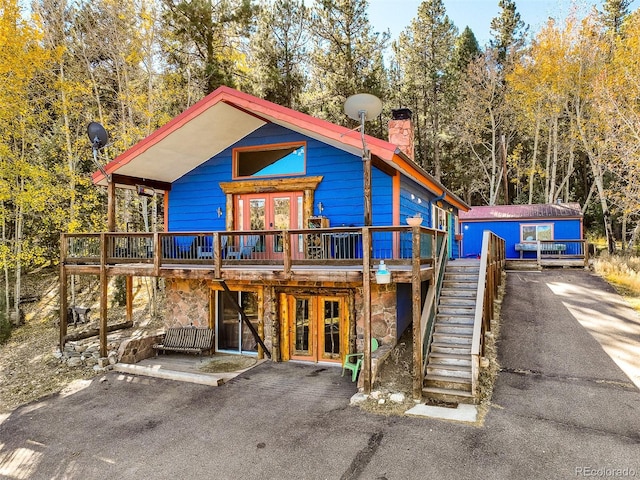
[305, 0, 389, 125]
[161, 0, 255, 96]
[600, 0, 632, 34]
[392, 0, 457, 180]
[249, 0, 309, 109]
[489, 0, 527, 69]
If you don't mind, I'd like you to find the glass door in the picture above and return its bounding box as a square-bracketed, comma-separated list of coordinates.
[217, 290, 259, 354]
[288, 295, 346, 363]
[236, 192, 303, 259]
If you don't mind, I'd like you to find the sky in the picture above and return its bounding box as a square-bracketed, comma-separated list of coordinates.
[366, 0, 607, 45]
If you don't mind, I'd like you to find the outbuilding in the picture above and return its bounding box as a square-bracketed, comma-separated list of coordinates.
[459, 203, 584, 260]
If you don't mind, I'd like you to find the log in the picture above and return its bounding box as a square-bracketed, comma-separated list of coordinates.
[65, 320, 133, 342]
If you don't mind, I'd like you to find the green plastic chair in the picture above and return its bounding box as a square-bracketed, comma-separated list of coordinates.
[341, 338, 379, 382]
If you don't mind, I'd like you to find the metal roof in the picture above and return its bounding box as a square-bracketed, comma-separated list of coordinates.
[93, 86, 469, 211]
[460, 203, 582, 221]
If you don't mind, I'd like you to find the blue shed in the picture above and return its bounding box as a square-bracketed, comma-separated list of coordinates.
[459, 203, 583, 260]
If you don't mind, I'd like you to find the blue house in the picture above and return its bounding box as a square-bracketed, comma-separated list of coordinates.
[62, 86, 469, 393]
[459, 203, 584, 260]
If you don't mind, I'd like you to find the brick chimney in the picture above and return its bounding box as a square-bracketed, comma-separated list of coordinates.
[388, 108, 414, 160]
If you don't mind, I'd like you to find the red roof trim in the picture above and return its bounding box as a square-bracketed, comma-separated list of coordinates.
[93, 86, 469, 211]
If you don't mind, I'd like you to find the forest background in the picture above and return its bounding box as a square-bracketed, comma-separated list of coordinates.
[0, 0, 639, 325]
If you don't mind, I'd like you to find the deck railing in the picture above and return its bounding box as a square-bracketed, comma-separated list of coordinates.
[471, 230, 506, 397]
[536, 239, 588, 267]
[421, 232, 449, 376]
[62, 226, 442, 272]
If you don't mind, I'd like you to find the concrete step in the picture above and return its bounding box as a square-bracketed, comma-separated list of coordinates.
[426, 363, 472, 379]
[431, 342, 472, 355]
[428, 352, 472, 367]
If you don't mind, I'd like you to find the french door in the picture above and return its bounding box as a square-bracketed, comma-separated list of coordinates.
[287, 295, 347, 363]
[235, 192, 303, 258]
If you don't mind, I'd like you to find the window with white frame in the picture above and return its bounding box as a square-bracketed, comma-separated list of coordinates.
[521, 224, 553, 242]
[432, 205, 447, 230]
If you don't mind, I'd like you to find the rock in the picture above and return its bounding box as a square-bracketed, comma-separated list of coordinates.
[67, 356, 83, 367]
[98, 357, 110, 368]
[389, 393, 406, 403]
[84, 357, 98, 366]
[99, 377, 108, 383]
[480, 357, 490, 368]
[350, 393, 369, 405]
[53, 350, 63, 359]
[75, 345, 87, 354]
[93, 365, 108, 373]
[370, 390, 382, 400]
[378, 399, 385, 405]
[107, 351, 118, 365]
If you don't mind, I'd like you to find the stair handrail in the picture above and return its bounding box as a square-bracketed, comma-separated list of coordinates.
[421, 232, 449, 376]
[470, 231, 505, 396]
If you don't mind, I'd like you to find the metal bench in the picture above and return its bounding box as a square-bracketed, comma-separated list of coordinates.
[153, 327, 215, 355]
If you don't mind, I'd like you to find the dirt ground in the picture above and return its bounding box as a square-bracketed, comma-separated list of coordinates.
[0, 271, 164, 413]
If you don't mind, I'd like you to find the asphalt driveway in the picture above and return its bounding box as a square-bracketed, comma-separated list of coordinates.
[1, 269, 639, 480]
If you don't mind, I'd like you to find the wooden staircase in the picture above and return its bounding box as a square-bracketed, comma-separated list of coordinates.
[422, 260, 480, 404]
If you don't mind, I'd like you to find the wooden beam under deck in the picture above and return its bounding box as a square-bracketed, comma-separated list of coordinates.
[62, 263, 434, 285]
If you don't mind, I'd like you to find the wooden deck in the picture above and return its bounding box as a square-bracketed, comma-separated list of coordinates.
[61, 226, 444, 284]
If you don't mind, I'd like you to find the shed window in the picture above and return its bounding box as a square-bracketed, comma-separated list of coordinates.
[234, 143, 305, 178]
[521, 224, 553, 242]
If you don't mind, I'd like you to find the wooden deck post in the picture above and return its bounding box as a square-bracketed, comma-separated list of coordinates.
[363, 157, 372, 226]
[412, 226, 423, 399]
[283, 231, 291, 277]
[99, 233, 108, 358]
[362, 227, 372, 394]
[59, 234, 68, 352]
[214, 232, 222, 279]
[107, 180, 116, 232]
[125, 276, 133, 322]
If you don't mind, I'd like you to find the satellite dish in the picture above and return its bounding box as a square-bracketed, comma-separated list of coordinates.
[344, 93, 382, 122]
[87, 122, 109, 150]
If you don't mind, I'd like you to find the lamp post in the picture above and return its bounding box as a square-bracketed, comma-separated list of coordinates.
[344, 93, 382, 226]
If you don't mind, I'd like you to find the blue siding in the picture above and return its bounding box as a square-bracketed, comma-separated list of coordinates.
[168, 123, 393, 231]
[460, 218, 582, 259]
[400, 176, 433, 226]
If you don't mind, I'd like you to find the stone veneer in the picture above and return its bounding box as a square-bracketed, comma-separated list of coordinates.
[355, 282, 398, 349]
[165, 278, 210, 328]
[163, 278, 397, 367]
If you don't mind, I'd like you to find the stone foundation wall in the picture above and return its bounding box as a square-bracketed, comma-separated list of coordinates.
[165, 278, 210, 328]
[355, 282, 398, 349]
